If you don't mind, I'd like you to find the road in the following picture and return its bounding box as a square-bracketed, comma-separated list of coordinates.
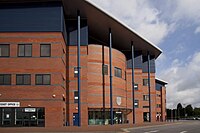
[122, 121, 200, 133]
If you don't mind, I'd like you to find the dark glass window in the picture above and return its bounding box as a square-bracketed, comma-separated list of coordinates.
[74, 91, 78, 103]
[0, 45, 9, 57]
[74, 67, 78, 78]
[143, 95, 149, 101]
[114, 67, 122, 78]
[134, 100, 139, 108]
[16, 74, 31, 85]
[36, 74, 51, 85]
[102, 64, 108, 75]
[40, 44, 51, 57]
[143, 106, 149, 108]
[18, 44, 32, 57]
[143, 79, 148, 86]
[134, 84, 138, 90]
[0, 74, 11, 85]
[157, 104, 161, 108]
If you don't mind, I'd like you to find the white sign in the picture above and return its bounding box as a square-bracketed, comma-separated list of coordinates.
[116, 96, 122, 105]
[25, 108, 36, 112]
[0, 102, 20, 107]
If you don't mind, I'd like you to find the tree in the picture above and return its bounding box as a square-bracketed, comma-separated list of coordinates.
[194, 107, 200, 117]
[177, 103, 184, 118]
[185, 104, 193, 117]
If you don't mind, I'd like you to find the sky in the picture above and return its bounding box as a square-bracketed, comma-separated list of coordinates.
[90, 0, 200, 109]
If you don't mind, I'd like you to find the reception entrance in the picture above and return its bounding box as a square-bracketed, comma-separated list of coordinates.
[0, 107, 45, 127]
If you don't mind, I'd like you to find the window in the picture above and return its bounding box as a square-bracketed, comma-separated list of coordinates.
[143, 79, 148, 86]
[16, 74, 31, 85]
[74, 91, 78, 103]
[134, 84, 138, 90]
[157, 104, 161, 108]
[134, 100, 139, 108]
[74, 67, 78, 78]
[40, 44, 51, 57]
[0, 45, 9, 57]
[143, 95, 149, 101]
[102, 64, 108, 75]
[0, 74, 11, 85]
[143, 106, 149, 108]
[18, 44, 32, 57]
[114, 67, 122, 78]
[35, 74, 51, 85]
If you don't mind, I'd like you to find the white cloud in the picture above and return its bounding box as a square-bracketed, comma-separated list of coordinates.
[90, 0, 172, 45]
[195, 26, 200, 34]
[159, 52, 200, 108]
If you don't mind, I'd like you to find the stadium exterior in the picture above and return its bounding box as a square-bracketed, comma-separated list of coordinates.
[0, 0, 167, 127]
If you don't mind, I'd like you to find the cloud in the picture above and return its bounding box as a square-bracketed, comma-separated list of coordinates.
[159, 52, 200, 108]
[195, 26, 200, 34]
[90, 0, 172, 45]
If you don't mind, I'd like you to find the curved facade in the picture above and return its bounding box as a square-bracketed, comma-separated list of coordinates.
[0, 0, 167, 127]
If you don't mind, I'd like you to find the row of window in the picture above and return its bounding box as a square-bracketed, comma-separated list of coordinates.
[0, 44, 51, 57]
[0, 74, 51, 85]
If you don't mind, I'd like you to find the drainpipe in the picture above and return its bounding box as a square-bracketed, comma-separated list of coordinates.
[147, 52, 151, 122]
[77, 10, 81, 127]
[131, 42, 135, 124]
[109, 28, 113, 125]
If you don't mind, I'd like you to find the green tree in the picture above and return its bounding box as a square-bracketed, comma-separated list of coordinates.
[185, 104, 193, 117]
[177, 103, 184, 118]
[194, 107, 200, 117]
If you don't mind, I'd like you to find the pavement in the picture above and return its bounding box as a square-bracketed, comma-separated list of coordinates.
[121, 120, 200, 133]
[0, 120, 195, 133]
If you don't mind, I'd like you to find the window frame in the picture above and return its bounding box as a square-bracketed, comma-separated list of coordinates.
[143, 95, 149, 101]
[0, 44, 10, 57]
[0, 74, 11, 85]
[134, 99, 139, 108]
[18, 44, 32, 57]
[143, 79, 149, 86]
[16, 74, 31, 85]
[74, 91, 78, 103]
[102, 64, 108, 75]
[74, 67, 78, 78]
[40, 44, 51, 57]
[134, 84, 139, 90]
[35, 74, 51, 85]
[114, 67, 122, 78]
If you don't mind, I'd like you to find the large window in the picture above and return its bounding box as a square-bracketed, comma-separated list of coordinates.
[143, 95, 149, 101]
[35, 74, 51, 85]
[0, 45, 9, 57]
[102, 64, 108, 75]
[143, 79, 148, 86]
[18, 44, 32, 57]
[16, 74, 31, 85]
[0, 74, 11, 85]
[114, 67, 122, 78]
[74, 91, 78, 103]
[40, 44, 51, 57]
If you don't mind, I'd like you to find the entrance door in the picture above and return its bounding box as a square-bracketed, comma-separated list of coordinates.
[2, 108, 15, 126]
[73, 113, 78, 126]
[143, 112, 150, 122]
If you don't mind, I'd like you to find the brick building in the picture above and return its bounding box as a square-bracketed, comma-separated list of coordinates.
[0, 0, 167, 127]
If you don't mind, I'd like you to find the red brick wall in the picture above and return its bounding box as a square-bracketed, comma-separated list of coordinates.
[67, 45, 88, 126]
[0, 32, 66, 127]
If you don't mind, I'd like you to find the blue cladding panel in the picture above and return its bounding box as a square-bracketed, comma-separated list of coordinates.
[69, 26, 88, 46]
[156, 83, 163, 91]
[142, 56, 155, 73]
[0, 3, 63, 32]
[127, 55, 142, 69]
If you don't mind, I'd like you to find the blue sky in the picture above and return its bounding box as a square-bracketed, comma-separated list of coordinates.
[90, 0, 200, 109]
